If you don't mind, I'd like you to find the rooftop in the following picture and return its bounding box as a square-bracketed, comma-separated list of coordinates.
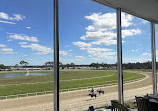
[93, 0, 158, 23]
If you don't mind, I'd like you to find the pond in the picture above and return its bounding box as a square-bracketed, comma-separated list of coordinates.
[0, 72, 52, 78]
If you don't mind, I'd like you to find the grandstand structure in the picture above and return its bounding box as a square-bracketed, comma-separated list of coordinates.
[53, 0, 158, 110]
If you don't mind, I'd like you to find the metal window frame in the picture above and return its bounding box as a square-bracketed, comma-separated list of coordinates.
[151, 22, 157, 96]
[116, 8, 124, 104]
[53, 1, 158, 110]
[53, 0, 59, 111]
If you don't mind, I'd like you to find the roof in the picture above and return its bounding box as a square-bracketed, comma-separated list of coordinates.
[93, 0, 158, 23]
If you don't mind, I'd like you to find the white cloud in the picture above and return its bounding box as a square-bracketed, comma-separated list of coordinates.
[24, 55, 28, 57]
[7, 39, 12, 42]
[0, 12, 25, 21]
[10, 14, 25, 21]
[86, 47, 113, 52]
[122, 29, 141, 38]
[143, 52, 151, 56]
[9, 34, 38, 42]
[75, 56, 85, 59]
[79, 12, 142, 46]
[0, 20, 16, 24]
[73, 41, 91, 47]
[0, 12, 9, 19]
[72, 12, 142, 62]
[59, 51, 68, 56]
[0, 48, 17, 54]
[91, 57, 102, 61]
[19, 42, 28, 45]
[81, 31, 116, 40]
[91, 39, 117, 45]
[0, 44, 6, 47]
[80, 29, 141, 46]
[124, 57, 151, 63]
[85, 12, 133, 31]
[26, 27, 31, 29]
[131, 49, 138, 52]
[69, 50, 73, 52]
[21, 44, 53, 55]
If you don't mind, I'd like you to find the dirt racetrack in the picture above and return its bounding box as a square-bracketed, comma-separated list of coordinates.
[0, 71, 156, 111]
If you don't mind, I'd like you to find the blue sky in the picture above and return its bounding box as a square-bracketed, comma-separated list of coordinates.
[0, 0, 157, 65]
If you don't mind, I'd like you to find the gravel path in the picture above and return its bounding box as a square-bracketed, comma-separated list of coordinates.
[0, 71, 156, 111]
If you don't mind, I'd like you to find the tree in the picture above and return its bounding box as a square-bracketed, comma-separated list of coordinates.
[15, 64, 19, 67]
[20, 60, 29, 67]
[70, 63, 75, 69]
[24, 61, 29, 67]
[0, 64, 6, 70]
[45, 61, 54, 67]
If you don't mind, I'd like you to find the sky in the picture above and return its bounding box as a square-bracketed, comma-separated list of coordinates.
[0, 0, 158, 66]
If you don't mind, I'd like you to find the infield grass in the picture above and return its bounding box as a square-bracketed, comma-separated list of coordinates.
[0, 70, 145, 97]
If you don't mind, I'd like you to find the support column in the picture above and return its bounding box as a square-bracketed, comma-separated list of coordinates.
[53, 0, 59, 111]
[151, 22, 157, 96]
[116, 8, 124, 104]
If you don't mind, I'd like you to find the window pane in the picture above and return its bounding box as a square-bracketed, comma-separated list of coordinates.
[0, 0, 54, 110]
[59, 0, 119, 110]
[122, 16, 152, 106]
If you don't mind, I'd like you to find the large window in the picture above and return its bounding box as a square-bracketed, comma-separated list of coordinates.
[0, 0, 54, 110]
[122, 16, 152, 103]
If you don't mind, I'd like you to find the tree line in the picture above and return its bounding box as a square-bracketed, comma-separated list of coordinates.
[44, 61, 154, 69]
[0, 61, 156, 70]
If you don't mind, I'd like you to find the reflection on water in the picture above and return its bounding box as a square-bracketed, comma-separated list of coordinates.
[0, 72, 52, 78]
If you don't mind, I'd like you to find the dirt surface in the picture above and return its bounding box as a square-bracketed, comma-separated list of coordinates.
[0, 71, 156, 111]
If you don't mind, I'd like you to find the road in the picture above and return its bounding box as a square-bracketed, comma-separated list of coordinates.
[0, 71, 155, 111]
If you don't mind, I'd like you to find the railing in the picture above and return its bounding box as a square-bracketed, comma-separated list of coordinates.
[0, 91, 53, 100]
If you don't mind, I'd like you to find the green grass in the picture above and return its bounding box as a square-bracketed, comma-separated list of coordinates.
[0, 70, 145, 97]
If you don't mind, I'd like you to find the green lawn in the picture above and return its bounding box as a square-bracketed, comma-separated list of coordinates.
[0, 70, 145, 97]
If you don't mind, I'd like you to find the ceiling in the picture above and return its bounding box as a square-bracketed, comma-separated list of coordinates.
[93, 0, 158, 23]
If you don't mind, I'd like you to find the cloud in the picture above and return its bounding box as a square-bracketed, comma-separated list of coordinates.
[81, 31, 116, 40]
[131, 49, 138, 52]
[0, 48, 17, 54]
[73, 41, 116, 59]
[124, 57, 151, 63]
[9, 34, 38, 42]
[7, 39, 12, 42]
[80, 29, 141, 45]
[0, 12, 25, 21]
[26, 27, 31, 29]
[73, 41, 91, 47]
[75, 56, 85, 59]
[10, 14, 25, 21]
[0, 20, 16, 24]
[59, 51, 68, 56]
[71, 12, 142, 62]
[90, 39, 118, 45]
[143, 52, 151, 56]
[85, 12, 133, 31]
[122, 29, 141, 38]
[0, 44, 6, 47]
[21, 44, 53, 55]
[19, 42, 28, 45]
[79, 12, 142, 46]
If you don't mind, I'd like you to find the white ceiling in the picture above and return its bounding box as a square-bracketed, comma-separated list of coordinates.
[93, 0, 158, 23]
